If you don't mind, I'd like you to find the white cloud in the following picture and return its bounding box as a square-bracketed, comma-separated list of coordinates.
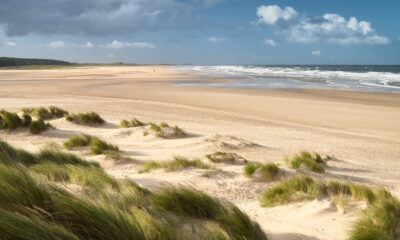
[6, 41, 16, 47]
[256, 5, 297, 25]
[108, 53, 114, 58]
[206, 37, 228, 43]
[85, 42, 93, 48]
[264, 39, 278, 47]
[311, 50, 321, 56]
[256, 5, 389, 45]
[49, 41, 66, 48]
[102, 40, 155, 49]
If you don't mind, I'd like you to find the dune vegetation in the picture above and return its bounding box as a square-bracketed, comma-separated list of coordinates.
[285, 151, 332, 173]
[119, 118, 146, 128]
[22, 106, 68, 120]
[260, 175, 379, 207]
[206, 152, 247, 164]
[259, 174, 400, 239]
[144, 122, 186, 138]
[63, 135, 130, 160]
[66, 112, 105, 125]
[0, 139, 268, 240]
[139, 156, 213, 173]
[244, 163, 280, 181]
[0, 109, 52, 134]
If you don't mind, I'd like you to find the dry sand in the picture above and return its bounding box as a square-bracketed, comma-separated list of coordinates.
[0, 66, 399, 240]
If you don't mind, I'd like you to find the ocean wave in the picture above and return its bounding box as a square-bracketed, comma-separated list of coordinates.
[182, 65, 400, 92]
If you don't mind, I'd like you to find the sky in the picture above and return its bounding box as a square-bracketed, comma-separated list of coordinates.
[0, 0, 399, 65]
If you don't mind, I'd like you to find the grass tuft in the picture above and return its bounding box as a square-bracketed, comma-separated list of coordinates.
[63, 135, 122, 159]
[349, 195, 400, 240]
[139, 156, 213, 173]
[23, 106, 68, 120]
[0, 109, 52, 134]
[261, 176, 327, 207]
[119, 118, 146, 128]
[261, 175, 384, 209]
[285, 151, 330, 173]
[144, 122, 187, 138]
[66, 112, 105, 125]
[21, 113, 32, 127]
[206, 152, 247, 164]
[29, 119, 52, 134]
[0, 110, 22, 130]
[244, 163, 279, 181]
[153, 186, 268, 240]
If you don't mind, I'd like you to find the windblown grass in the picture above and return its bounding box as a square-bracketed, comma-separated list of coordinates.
[0, 109, 52, 134]
[349, 192, 400, 240]
[66, 112, 105, 125]
[29, 119, 52, 134]
[30, 163, 119, 191]
[153, 186, 268, 240]
[206, 152, 247, 164]
[139, 156, 213, 173]
[285, 151, 331, 173]
[244, 163, 279, 181]
[0, 140, 269, 240]
[0, 110, 22, 130]
[22, 106, 68, 120]
[21, 113, 32, 126]
[119, 118, 145, 128]
[0, 139, 98, 167]
[0, 208, 80, 240]
[144, 122, 186, 138]
[63, 135, 93, 150]
[260, 175, 383, 208]
[63, 135, 124, 160]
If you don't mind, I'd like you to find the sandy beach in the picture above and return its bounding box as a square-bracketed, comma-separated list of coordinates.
[1, 66, 400, 240]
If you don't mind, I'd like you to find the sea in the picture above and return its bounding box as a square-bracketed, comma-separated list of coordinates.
[176, 65, 400, 93]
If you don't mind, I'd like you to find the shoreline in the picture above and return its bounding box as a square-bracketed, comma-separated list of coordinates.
[1, 65, 400, 239]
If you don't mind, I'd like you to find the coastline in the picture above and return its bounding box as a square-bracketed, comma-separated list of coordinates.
[1, 65, 400, 239]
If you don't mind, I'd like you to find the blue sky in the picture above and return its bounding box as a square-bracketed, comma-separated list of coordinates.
[0, 0, 399, 65]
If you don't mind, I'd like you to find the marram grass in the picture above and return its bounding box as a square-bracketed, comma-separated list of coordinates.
[206, 152, 247, 164]
[244, 162, 279, 181]
[139, 156, 213, 173]
[285, 151, 332, 173]
[0, 140, 269, 240]
[144, 122, 186, 138]
[64, 135, 124, 160]
[260, 175, 390, 212]
[66, 112, 105, 125]
[119, 118, 145, 128]
[0, 109, 52, 134]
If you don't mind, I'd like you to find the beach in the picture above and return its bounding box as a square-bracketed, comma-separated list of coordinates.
[1, 66, 400, 240]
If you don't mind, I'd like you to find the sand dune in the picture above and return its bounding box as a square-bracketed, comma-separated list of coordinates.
[1, 66, 400, 239]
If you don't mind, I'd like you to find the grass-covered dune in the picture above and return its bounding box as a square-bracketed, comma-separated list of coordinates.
[260, 175, 400, 240]
[0, 139, 268, 240]
[0, 57, 71, 67]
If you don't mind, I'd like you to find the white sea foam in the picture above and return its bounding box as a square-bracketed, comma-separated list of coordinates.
[179, 66, 400, 92]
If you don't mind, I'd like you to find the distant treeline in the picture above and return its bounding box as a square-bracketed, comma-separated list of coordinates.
[0, 57, 71, 67]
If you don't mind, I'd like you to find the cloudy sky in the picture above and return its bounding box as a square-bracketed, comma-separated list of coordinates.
[0, 0, 399, 64]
